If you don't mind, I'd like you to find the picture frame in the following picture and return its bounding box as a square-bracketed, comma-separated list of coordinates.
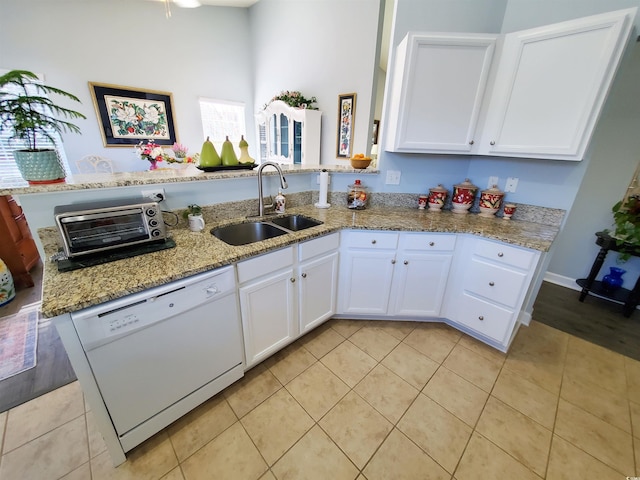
[336, 93, 356, 158]
[89, 82, 178, 147]
[372, 119, 380, 145]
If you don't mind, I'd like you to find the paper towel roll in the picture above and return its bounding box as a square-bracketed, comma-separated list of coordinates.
[315, 170, 331, 208]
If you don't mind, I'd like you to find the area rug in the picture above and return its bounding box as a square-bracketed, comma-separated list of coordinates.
[0, 306, 39, 381]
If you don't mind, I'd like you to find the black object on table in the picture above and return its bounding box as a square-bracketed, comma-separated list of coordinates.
[577, 231, 640, 317]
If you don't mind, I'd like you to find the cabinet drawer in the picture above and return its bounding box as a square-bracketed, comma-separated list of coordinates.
[237, 246, 294, 283]
[299, 233, 339, 261]
[454, 292, 514, 344]
[464, 259, 527, 308]
[400, 233, 456, 251]
[473, 239, 537, 270]
[343, 231, 398, 250]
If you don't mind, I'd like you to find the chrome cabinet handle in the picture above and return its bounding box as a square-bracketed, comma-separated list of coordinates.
[391, 259, 396, 264]
[478, 316, 484, 321]
[301, 273, 307, 278]
[290, 278, 295, 283]
[498, 252, 504, 257]
[469, 140, 474, 145]
[371, 239, 377, 244]
[490, 141, 495, 145]
[489, 281, 495, 286]
[404, 260, 409, 265]
[429, 242, 435, 246]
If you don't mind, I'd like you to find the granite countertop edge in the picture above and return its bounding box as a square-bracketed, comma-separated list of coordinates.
[39, 204, 559, 318]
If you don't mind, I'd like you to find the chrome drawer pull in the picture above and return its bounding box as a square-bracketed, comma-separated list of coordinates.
[301, 273, 307, 278]
[371, 239, 377, 244]
[429, 242, 435, 246]
[404, 260, 409, 265]
[478, 316, 484, 321]
[489, 281, 495, 286]
[290, 278, 296, 283]
[391, 259, 396, 264]
[498, 252, 504, 257]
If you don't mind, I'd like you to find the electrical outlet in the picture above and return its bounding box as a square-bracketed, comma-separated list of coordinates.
[504, 177, 519, 193]
[488, 176, 499, 188]
[141, 188, 165, 202]
[385, 170, 401, 185]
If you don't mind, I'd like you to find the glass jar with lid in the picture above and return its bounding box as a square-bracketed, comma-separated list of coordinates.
[347, 179, 368, 209]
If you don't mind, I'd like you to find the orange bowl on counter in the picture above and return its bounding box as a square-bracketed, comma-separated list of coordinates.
[350, 157, 372, 169]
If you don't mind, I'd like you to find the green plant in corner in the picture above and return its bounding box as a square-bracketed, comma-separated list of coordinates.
[0, 69, 86, 183]
[183, 204, 203, 219]
[608, 195, 640, 261]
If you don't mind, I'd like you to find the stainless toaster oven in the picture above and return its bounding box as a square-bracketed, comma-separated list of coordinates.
[54, 197, 167, 258]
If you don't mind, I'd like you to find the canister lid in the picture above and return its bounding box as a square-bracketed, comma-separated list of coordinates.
[481, 184, 503, 195]
[454, 178, 478, 191]
[429, 184, 448, 193]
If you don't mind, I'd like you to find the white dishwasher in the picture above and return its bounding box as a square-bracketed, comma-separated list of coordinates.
[70, 265, 244, 453]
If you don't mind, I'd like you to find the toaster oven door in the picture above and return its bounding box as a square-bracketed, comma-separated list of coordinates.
[60, 208, 151, 256]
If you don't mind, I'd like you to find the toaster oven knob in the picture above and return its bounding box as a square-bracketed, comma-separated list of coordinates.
[146, 208, 157, 217]
[149, 219, 159, 227]
[150, 229, 162, 237]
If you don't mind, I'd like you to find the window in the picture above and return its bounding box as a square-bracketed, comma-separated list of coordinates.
[198, 97, 246, 152]
[0, 69, 72, 186]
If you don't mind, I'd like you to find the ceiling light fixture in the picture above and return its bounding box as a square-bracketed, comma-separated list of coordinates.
[174, 0, 201, 7]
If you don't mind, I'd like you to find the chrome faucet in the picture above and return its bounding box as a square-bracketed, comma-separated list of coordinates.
[257, 161, 288, 216]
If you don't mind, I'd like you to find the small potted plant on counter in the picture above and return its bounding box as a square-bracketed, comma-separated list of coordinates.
[183, 204, 205, 232]
[0, 70, 86, 184]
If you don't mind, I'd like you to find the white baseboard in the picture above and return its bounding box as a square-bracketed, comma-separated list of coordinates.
[543, 272, 581, 291]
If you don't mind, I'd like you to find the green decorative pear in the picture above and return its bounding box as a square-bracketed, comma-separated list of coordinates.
[199, 136, 221, 167]
[238, 135, 255, 164]
[221, 136, 239, 166]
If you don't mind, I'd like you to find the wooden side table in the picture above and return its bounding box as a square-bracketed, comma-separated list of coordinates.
[577, 231, 640, 317]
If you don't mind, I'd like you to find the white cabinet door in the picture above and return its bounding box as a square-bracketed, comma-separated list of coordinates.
[339, 249, 396, 315]
[299, 251, 339, 334]
[390, 251, 453, 317]
[477, 8, 636, 160]
[386, 32, 497, 153]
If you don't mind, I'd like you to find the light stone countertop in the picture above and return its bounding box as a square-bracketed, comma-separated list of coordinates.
[39, 204, 559, 318]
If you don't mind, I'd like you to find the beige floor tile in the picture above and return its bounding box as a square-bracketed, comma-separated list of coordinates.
[367, 320, 416, 340]
[442, 343, 502, 392]
[271, 425, 359, 480]
[167, 394, 237, 462]
[381, 342, 439, 389]
[180, 422, 267, 480]
[320, 340, 377, 388]
[285, 362, 350, 421]
[561, 374, 631, 433]
[492, 368, 558, 430]
[423, 366, 488, 427]
[457, 334, 507, 364]
[301, 323, 345, 359]
[86, 409, 108, 458]
[224, 365, 282, 418]
[402, 327, 457, 364]
[91, 431, 178, 480]
[3, 380, 85, 452]
[626, 356, 640, 399]
[554, 398, 634, 475]
[564, 337, 627, 397]
[397, 393, 472, 473]
[631, 401, 640, 439]
[455, 432, 542, 480]
[0, 410, 6, 453]
[319, 391, 393, 468]
[61, 462, 92, 480]
[476, 396, 551, 477]
[0, 415, 88, 480]
[414, 321, 463, 343]
[546, 434, 623, 480]
[241, 388, 314, 466]
[265, 343, 317, 384]
[635, 437, 640, 476]
[259, 471, 276, 480]
[363, 428, 450, 480]
[349, 325, 401, 361]
[160, 467, 185, 480]
[328, 318, 363, 338]
[355, 364, 419, 423]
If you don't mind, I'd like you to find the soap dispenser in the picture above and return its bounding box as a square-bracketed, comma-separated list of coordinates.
[275, 189, 286, 214]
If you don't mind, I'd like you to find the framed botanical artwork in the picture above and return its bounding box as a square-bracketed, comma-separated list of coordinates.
[336, 93, 356, 158]
[89, 82, 178, 147]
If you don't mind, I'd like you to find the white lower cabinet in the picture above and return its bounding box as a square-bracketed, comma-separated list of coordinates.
[443, 235, 540, 350]
[238, 233, 339, 368]
[338, 230, 455, 317]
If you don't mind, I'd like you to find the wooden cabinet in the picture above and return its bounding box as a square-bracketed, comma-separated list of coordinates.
[443, 236, 540, 350]
[0, 195, 40, 287]
[338, 231, 455, 317]
[386, 8, 636, 160]
[477, 8, 636, 160]
[256, 100, 322, 165]
[385, 33, 497, 153]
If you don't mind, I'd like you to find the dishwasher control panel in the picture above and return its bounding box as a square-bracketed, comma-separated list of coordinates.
[71, 266, 236, 350]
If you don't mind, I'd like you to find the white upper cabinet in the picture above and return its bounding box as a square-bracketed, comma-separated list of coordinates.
[386, 32, 498, 153]
[386, 8, 636, 160]
[255, 100, 322, 165]
[477, 8, 637, 160]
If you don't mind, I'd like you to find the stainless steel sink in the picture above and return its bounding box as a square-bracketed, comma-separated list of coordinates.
[269, 214, 323, 232]
[211, 221, 288, 246]
[211, 215, 323, 246]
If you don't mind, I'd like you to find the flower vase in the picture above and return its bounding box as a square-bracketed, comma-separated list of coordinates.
[602, 266, 625, 292]
[149, 160, 158, 170]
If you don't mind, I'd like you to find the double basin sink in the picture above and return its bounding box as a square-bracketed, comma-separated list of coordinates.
[212, 214, 323, 246]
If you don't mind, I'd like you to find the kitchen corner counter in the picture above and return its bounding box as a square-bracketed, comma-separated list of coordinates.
[39, 204, 559, 318]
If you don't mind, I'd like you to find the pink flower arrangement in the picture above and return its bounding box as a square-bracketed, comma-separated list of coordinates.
[136, 140, 166, 163]
[171, 142, 189, 159]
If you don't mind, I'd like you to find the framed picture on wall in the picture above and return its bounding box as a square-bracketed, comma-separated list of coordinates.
[89, 82, 178, 147]
[336, 93, 356, 158]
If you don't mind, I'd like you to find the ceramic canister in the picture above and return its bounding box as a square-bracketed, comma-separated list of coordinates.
[0, 258, 16, 307]
[478, 184, 505, 217]
[451, 178, 478, 214]
[427, 184, 448, 211]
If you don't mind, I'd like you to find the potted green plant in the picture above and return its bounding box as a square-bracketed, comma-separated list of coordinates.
[0, 70, 86, 184]
[608, 194, 640, 261]
[183, 204, 205, 232]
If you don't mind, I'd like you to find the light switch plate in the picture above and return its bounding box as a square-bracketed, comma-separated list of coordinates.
[386, 170, 401, 185]
[505, 177, 519, 193]
[488, 176, 499, 188]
